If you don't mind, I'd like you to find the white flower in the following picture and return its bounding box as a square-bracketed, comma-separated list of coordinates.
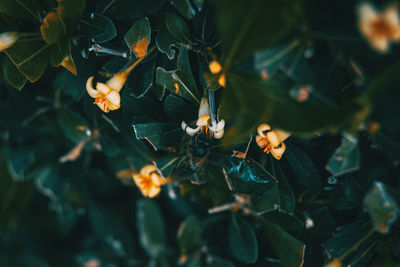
[181, 97, 225, 139]
[358, 3, 400, 52]
[256, 123, 290, 160]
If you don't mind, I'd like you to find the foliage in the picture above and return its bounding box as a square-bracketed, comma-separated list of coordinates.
[1, 0, 400, 266]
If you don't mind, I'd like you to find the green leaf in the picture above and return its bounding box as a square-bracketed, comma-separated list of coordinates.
[5, 39, 49, 82]
[251, 184, 280, 212]
[177, 215, 202, 254]
[56, 0, 86, 32]
[216, 0, 300, 66]
[85, 13, 116, 43]
[0, 0, 41, 23]
[275, 163, 295, 212]
[156, 48, 200, 103]
[156, 22, 177, 60]
[364, 182, 398, 234]
[207, 256, 235, 267]
[229, 215, 258, 263]
[133, 122, 183, 151]
[97, 0, 167, 19]
[285, 144, 322, 201]
[170, 0, 196, 19]
[49, 38, 69, 66]
[57, 109, 89, 143]
[125, 17, 151, 58]
[40, 11, 66, 44]
[261, 219, 306, 267]
[154, 155, 180, 178]
[163, 94, 196, 122]
[326, 135, 360, 176]
[222, 156, 278, 194]
[166, 12, 192, 45]
[2, 57, 27, 90]
[261, 210, 303, 230]
[136, 199, 166, 258]
[126, 54, 156, 97]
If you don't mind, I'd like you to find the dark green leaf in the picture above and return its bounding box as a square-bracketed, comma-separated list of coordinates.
[97, 0, 167, 19]
[2, 57, 27, 90]
[216, 0, 300, 65]
[57, 109, 89, 143]
[126, 54, 156, 97]
[166, 12, 192, 45]
[285, 144, 322, 201]
[49, 39, 69, 67]
[170, 0, 196, 19]
[125, 17, 151, 58]
[40, 11, 66, 44]
[229, 215, 258, 264]
[85, 14, 116, 43]
[364, 182, 398, 234]
[0, 0, 41, 23]
[133, 122, 183, 151]
[57, 0, 86, 32]
[261, 210, 303, 230]
[163, 94, 196, 122]
[136, 199, 166, 258]
[262, 219, 306, 267]
[206, 256, 235, 267]
[154, 155, 180, 178]
[326, 135, 360, 176]
[156, 50, 200, 103]
[251, 184, 280, 212]
[156, 22, 177, 60]
[177, 215, 201, 254]
[5, 39, 49, 82]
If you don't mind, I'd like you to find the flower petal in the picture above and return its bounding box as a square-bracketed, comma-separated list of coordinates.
[86, 76, 100, 98]
[257, 123, 271, 137]
[96, 82, 112, 95]
[106, 71, 128, 91]
[210, 119, 225, 132]
[198, 97, 210, 118]
[105, 90, 121, 107]
[256, 135, 269, 148]
[147, 186, 161, 198]
[271, 142, 286, 160]
[141, 164, 157, 176]
[266, 130, 280, 147]
[213, 129, 224, 139]
[196, 115, 210, 127]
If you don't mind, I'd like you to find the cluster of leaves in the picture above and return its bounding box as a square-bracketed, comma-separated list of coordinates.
[1, 0, 400, 266]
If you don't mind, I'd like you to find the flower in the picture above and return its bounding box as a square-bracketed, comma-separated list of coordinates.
[0, 32, 19, 51]
[256, 123, 290, 160]
[358, 3, 400, 53]
[208, 60, 226, 87]
[132, 164, 170, 198]
[181, 97, 225, 139]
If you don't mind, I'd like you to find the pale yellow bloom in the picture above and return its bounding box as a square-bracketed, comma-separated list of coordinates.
[358, 3, 400, 52]
[181, 97, 225, 139]
[0, 32, 19, 51]
[132, 164, 170, 198]
[256, 123, 290, 160]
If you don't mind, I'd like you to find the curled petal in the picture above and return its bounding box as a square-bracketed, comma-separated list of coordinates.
[271, 142, 286, 160]
[256, 135, 269, 148]
[185, 125, 200, 136]
[86, 76, 100, 98]
[141, 164, 158, 176]
[257, 123, 271, 137]
[106, 71, 128, 91]
[196, 115, 210, 127]
[213, 129, 224, 139]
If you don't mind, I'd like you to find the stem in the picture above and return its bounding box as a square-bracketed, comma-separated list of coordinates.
[124, 46, 157, 74]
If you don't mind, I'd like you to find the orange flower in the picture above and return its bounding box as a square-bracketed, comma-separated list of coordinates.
[358, 3, 400, 52]
[132, 164, 170, 198]
[256, 123, 290, 160]
[208, 60, 226, 87]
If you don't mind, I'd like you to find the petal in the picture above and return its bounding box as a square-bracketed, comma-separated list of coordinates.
[275, 129, 291, 142]
[209, 119, 225, 132]
[266, 130, 280, 147]
[271, 142, 286, 160]
[141, 164, 157, 176]
[371, 36, 389, 52]
[196, 115, 210, 127]
[218, 73, 226, 87]
[147, 186, 161, 198]
[86, 76, 100, 98]
[96, 82, 112, 95]
[209, 60, 222, 74]
[256, 135, 269, 148]
[383, 6, 400, 26]
[96, 102, 109, 113]
[150, 172, 163, 186]
[213, 129, 224, 139]
[359, 3, 378, 23]
[257, 123, 271, 137]
[106, 71, 128, 91]
[105, 90, 121, 106]
[132, 173, 144, 186]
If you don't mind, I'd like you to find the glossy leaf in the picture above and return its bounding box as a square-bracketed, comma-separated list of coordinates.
[97, 0, 167, 19]
[85, 14, 116, 43]
[156, 48, 200, 103]
[326, 135, 360, 176]
[5, 39, 49, 82]
[41, 11, 65, 44]
[125, 17, 151, 58]
[57, 109, 89, 143]
[156, 22, 177, 60]
[126, 54, 156, 97]
[285, 144, 322, 201]
[136, 199, 166, 258]
[170, 0, 196, 20]
[166, 12, 192, 45]
[229, 215, 258, 264]
[364, 182, 398, 234]
[56, 0, 86, 32]
[133, 122, 183, 151]
[177, 215, 201, 254]
[163, 94, 196, 122]
[154, 155, 180, 178]
[2, 57, 27, 90]
[0, 0, 41, 22]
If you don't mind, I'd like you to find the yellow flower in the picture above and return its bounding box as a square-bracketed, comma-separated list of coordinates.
[358, 3, 400, 53]
[132, 164, 170, 198]
[0, 32, 19, 51]
[181, 97, 225, 139]
[256, 123, 290, 160]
